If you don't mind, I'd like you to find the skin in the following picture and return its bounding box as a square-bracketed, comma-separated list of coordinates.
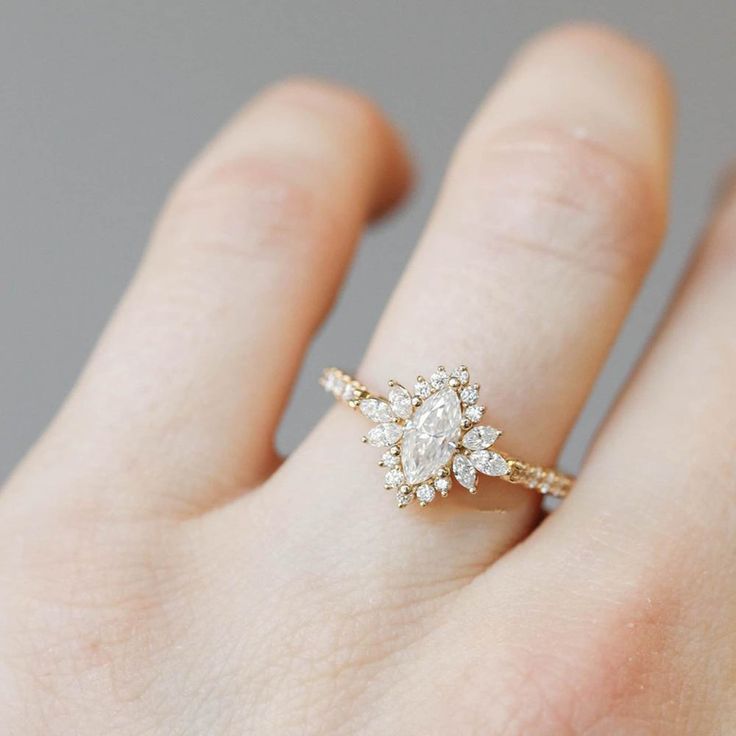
[1, 22, 734, 735]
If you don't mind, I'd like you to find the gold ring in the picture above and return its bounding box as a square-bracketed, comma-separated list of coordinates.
[321, 365, 574, 508]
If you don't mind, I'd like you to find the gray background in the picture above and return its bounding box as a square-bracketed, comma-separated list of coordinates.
[2, 2, 734, 481]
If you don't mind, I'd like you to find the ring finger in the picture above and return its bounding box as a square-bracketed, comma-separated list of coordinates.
[267, 24, 673, 572]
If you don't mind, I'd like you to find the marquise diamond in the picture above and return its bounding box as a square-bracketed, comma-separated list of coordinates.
[366, 423, 403, 447]
[388, 385, 413, 420]
[360, 398, 394, 423]
[469, 449, 509, 477]
[452, 454, 477, 490]
[462, 426, 501, 451]
[401, 387, 462, 485]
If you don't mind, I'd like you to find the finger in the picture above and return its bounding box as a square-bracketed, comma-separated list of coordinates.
[489, 177, 736, 731]
[268, 25, 673, 571]
[545, 174, 736, 567]
[8, 79, 410, 513]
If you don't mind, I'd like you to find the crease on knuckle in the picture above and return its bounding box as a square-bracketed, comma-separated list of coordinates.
[159, 153, 349, 267]
[452, 125, 662, 284]
[512, 567, 700, 733]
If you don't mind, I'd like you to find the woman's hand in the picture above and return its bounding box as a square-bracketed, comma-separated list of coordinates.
[2, 24, 734, 735]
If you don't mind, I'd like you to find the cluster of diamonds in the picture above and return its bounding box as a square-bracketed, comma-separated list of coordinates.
[324, 365, 511, 508]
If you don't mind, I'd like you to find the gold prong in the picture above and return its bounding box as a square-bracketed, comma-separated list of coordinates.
[390, 446, 400, 456]
[388, 379, 395, 387]
[361, 436, 368, 444]
[449, 377, 460, 388]
[418, 501, 427, 507]
[461, 418, 472, 430]
[412, 396, 422, 407]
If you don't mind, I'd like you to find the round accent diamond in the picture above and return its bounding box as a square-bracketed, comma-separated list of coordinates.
[414, 377, 431, 399]
[416, 483, 436, 504]
[434, 476, 451, 496]
[430, 367, 448, 390]
[396, 489, 414, 507]
[381, 450, 400, 468]
[460, 385, 479, 405]
[384, 468, 404, 488]
[452, 366, 469, 385]
[464, 405, 485, 423]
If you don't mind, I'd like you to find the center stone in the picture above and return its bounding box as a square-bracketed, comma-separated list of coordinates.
[401, 387, 462, 485]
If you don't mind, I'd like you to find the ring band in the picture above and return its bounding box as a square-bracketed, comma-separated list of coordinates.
[321, 365, 574, 508]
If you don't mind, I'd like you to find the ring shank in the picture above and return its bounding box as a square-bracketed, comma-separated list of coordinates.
[320, 367, 573, 499]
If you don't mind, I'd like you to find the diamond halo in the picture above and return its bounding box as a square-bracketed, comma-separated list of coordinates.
[360, 366, 506, 507]
[321, 365, 574, 507]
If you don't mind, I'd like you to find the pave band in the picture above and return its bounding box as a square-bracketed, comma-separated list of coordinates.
[321, 366, 573, 508]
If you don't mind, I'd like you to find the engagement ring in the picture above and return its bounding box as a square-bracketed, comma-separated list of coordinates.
[321, 365, 574, 508]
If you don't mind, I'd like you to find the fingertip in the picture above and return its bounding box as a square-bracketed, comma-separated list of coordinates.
[518, 21, 670, 85]
[250, 76, 414, 218]
[511, 22, 674, 126]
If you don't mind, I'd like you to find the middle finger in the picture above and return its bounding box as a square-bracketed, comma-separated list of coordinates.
[269, 24, 673, 573]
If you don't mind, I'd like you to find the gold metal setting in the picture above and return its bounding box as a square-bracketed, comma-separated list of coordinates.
[321, 366, 574, 508]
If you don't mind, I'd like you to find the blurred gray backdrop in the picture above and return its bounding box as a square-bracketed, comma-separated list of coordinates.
[2, 1, 734, 480]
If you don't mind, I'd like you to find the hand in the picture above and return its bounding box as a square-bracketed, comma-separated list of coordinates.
[2, 24, 734, 735]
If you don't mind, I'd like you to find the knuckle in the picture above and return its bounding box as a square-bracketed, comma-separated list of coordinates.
[0, 511, 194, 722]
[160, 153, 346, 264]
[453, 125, 662, 283]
